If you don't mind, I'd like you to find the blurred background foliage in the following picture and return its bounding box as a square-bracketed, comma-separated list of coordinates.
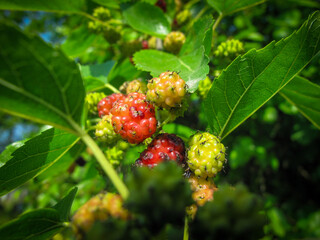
[0, 0, 320, 239]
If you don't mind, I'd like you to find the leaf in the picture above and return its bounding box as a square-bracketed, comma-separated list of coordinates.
[0, 139, 27, 167]
[0, 128, 80, 197]
[207, 0, 266, 16]
[179, 15, 214, 56]
[133, 47, 209, 92]
[122, 2, 171, 38]
[0, 208, 63, 240]
[108, 58, 142, 89]
[61, 25, 100, 57]
[36, 140, 85, 181]
[204, 11, 320, 139]
[81, 61, 116, 91]
[53, 187, 78, 222]
[162, 123, 196, 142]
[92, 0, 120, 9]
[0, 188, 78, 240]
[280, 76, 320, 129]
[0, 24, 85, 134]
[0, 0, 86, 13]
[133, 16, 213, 92]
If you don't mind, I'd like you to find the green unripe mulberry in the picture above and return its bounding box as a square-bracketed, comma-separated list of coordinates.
[198, 76, 212, 98]
[164, 31, 186, 54]
[93, 7, 111, 21]
[187, 132, 226, 178]
[85, 92, 106, 114]
[95, 115, 119, 144]
[120, 79, 147, 94]
[214, 39, 244, 58]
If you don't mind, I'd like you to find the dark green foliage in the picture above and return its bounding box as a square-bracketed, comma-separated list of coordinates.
[125, 162, 193, 233]
[190, 184, 265, 240]
[86, 218, 149, 240]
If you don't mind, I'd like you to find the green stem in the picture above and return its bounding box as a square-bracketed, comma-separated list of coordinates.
[183, 215, 189, 240]
[105, 83, 120, 93]
[159, 114, 175, 128]
[80, 132, 129, 199]
[212, 14, 223, 35]
[91, 83, 120, 93]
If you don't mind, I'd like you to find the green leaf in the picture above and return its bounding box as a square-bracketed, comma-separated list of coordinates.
[133, 16, 213, 92]
[92, 0, 120, 9]
[108, 58, 141, 89]
[53, 187, 78, 222]
[133, 47, 209, 92]
[81, 61, 116, 91]
[162, 123, 196, 142]
[0, 128, 80, 197]
[179, 15, 214, 56]
[280, 76, 320, 129]
[61, 25, 100, 57]
[0, 24, 85, 134]
[0, 0, 86, 13]
[204, 11, 320, 139]
[207, 0, 266, 16]
[0, 208, 63, 240]
[0, 139, 27, 167]
[122, 2, 171, 38]
[36, 140, 85, 181]
[0, 188, 77, 240]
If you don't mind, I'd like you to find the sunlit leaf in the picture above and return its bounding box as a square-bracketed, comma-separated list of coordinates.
[204, 11, 320, 139]
[122, 2, 170, 38]
[0, 24, 85, 134]
[0, 128, 80, 196]
[134, 48, 209, 93]
[0, 0, 86, 13]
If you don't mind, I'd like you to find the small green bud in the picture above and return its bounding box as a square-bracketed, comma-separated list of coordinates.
[198, 77, 212, 98]
[93, 7, 111, 21]
[214, 39, 244, 59]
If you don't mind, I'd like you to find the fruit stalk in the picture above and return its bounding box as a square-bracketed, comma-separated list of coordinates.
[80, 132, 129, 199]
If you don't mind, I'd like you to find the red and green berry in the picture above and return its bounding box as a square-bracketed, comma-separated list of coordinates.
[97, 93, 126, 118]
[136, 133, 186, 167]
[111, 92, 157, 144]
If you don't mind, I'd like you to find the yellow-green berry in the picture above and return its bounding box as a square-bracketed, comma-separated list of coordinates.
[214, 39, 244, 58]
[95, 115, 119, 144]
[187, 132, 226, 178]
[93, 7, 111, 21]
[88, 21, 105, 34]
[176, 9, 191, 26]
[126, 79, 147, 94]
[147, 71, 187, 109]
[85, 92, 106, 114]
[198, 77, 212, 98]
[72, 192, 129, 238]
[148, 36, 157, 49]
[164, 31, 186, 54]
